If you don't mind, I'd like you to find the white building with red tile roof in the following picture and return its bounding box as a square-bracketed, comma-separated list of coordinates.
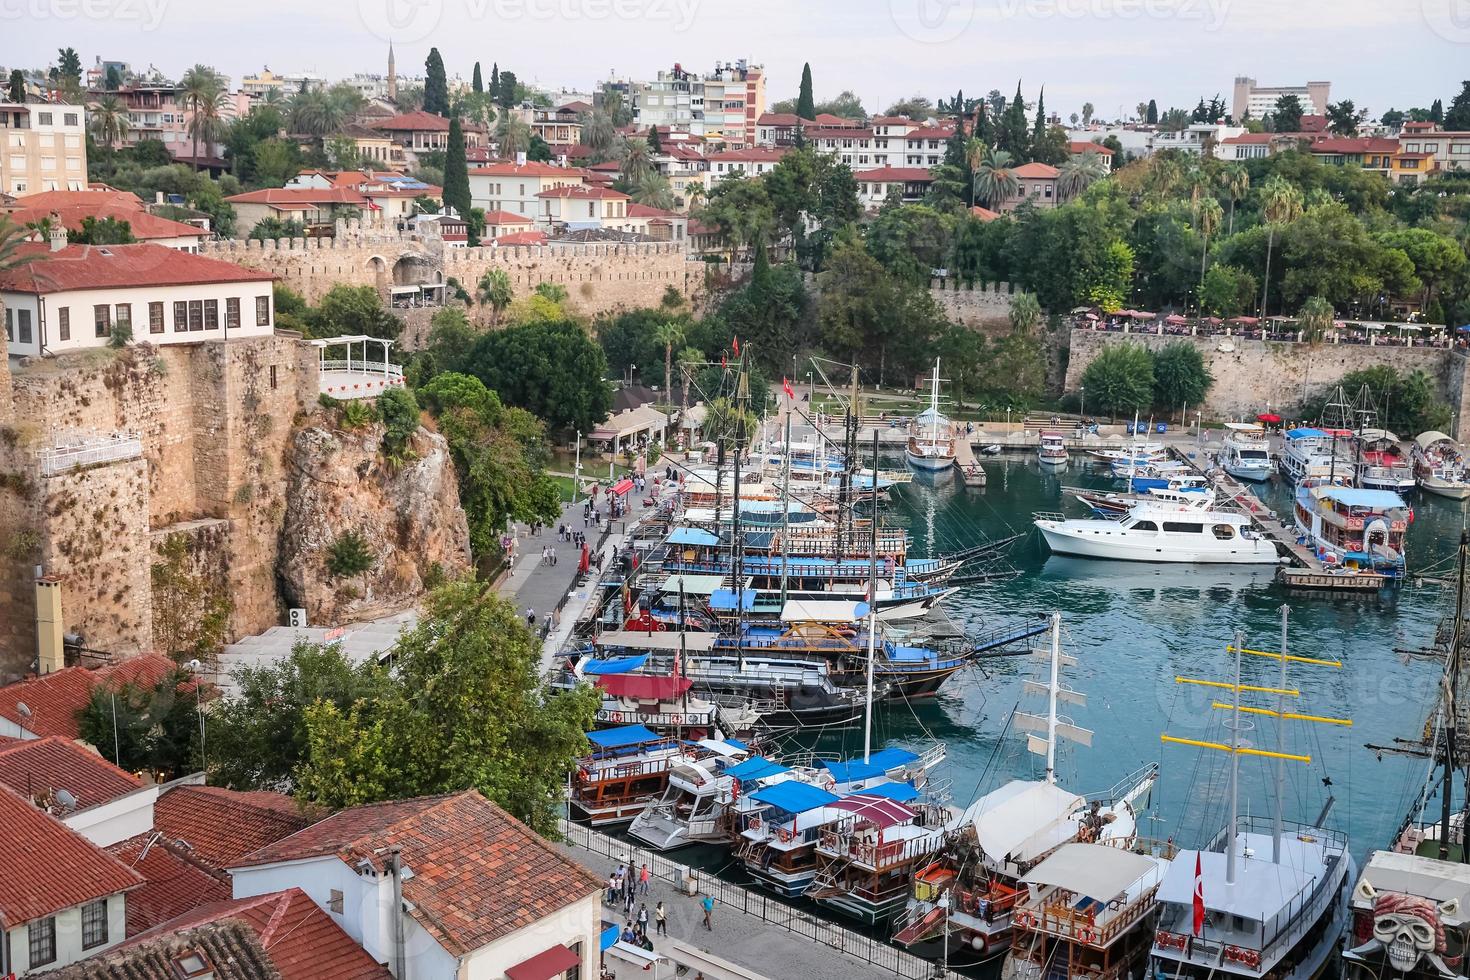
[626, 203, 688, 241]
[227, 790, 604, 980]
[0, 654, 178, 741]
[706, 146, 791, 185]
[855, 167, 935, 209]
[535, 185, 630, 230]
[466, 161, 588, 222]
[223, 187, 375, 233]
[997, 162, 1061, 213]
[0, 243, 276, 358]
[0, 736, 159, 847]
[2, 190, 208, 251]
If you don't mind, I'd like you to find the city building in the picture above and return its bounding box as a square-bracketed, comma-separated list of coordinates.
[1231, 76, 1330, 121]
[530, 103, 585, 145]
[626, 202, 688, 241]
[705, 146, 789, 184]
[0, 784, 140, 975]
[903, 124, 953, 168]
[536, 185, 630, 229]
[466, 160, 588, 219]
[1147, 122, 1246, 156]
[856, 166, 933, 208]
[239, 67, 326, 99]
[997, 162, 1060, 212]
[373, 110, 485, 166]
[0, 102, 87, 195]
[481, 209, 535, 240]
[0, 653, 177, 740]
[0, 241, 277, 359]
[3, 189, 209, 250]
[224, 186, 373, 233]
[0, 735, 159, 848]
[227, 790, 605, 980]
[627, 60, 765, 146]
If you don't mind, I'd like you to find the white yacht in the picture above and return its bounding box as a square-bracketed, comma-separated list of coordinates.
[1039, 432, 1069, 465]
[1219, 423, 1274, 482]
[1279, 427, 1355, 485]
[907, 361, 956, 472]
[1034, 504, 1280, 564]
[630, 751, 783, 851]
[1413, 431, 1470, 499]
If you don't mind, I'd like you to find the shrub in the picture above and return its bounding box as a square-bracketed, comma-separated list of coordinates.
[340, 400, 374, 429]
[326, 530, 373, 578]
[377, 387, 420, 462]
[109, 321, 133, 348]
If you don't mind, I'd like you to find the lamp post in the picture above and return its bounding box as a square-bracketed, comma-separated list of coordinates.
[1079, 386, 1086, 423]
[573, 430, 582, 506]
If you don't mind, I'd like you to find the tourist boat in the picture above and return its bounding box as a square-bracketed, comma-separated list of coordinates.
[1068, 486, 1217, 518]
[1356, 429, 1417, 493]
[1341, 850, 1470, 980]
[1219, 423, 1274, 482]
[657, 579, 956, 625]
[572, 654, 763, 737]
[1280, 427, 1356, 485]
[570, 725, 747, 826]
[1087, 442, 1166, 464]
[1034, 504, 1280, 565]
[808, 789, 953, 924]
[1000, 840, 1174, 980]
[907, 361, 957, 472]
[1292, 484, 1409, 578]
[1413, 431, 1470, 500]
[1039, 432, 1070, 466]
[1150, 625, 1355, 980]
[627, 749, 791, 852]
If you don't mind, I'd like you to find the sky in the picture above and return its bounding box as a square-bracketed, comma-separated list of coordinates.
[3, 0, 1468, 120]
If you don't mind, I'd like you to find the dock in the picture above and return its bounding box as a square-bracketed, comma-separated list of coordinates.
[951, 429, 987, 486]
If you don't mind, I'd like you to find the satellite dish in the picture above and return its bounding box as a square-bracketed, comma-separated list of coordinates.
[54, 789, 78, 811]
[16, 702, 31, 719]
[186, 659, 202, 671]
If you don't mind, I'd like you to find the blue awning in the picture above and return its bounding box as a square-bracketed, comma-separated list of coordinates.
[600, 923, 620, 951]
[1286, 428, 1328, 439]
[1316, 487, 1407, 509]
[857, 781, 921, 802]
[725, 756, 790, 781]
[866, 747, 920, 769]
[750, 781, 841, 814]
[586, 725, 663, 749]
[708, 588, 759, 611]
[823, 748, 921, 783]
[667, 527, 720, 547]
[580, 653, 650, 675]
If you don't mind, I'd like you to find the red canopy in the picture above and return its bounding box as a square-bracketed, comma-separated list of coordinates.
[828, 793, 917, 828]
[1257, 413, 1282, 423]
[1203, 316, 1224, 325]
[1130, 311, 1156, 319]
[611, 477, 635, 496]
[1164, 314, 1188, 325]
[597, 674, 693, 700]
[506, 945, 580, 980]
[1228, 316, 1259, 325]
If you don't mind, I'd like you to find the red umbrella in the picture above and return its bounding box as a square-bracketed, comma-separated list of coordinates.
[1164, 314, 1187, 325]
[1228, 316, 1259, 325]
[1257, 413, 1282, 423]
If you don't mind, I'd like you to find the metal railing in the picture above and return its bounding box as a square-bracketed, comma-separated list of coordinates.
[560, 818, 964, 980]
[36, 430, 143, 477]
[320, 359, 404, 377]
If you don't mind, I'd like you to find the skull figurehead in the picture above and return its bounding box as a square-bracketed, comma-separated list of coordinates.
[1374, 893, 1444, 973]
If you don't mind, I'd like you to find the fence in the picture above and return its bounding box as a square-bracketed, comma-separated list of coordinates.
[36, 431, 143, 477]
[560, 819, 963, 980]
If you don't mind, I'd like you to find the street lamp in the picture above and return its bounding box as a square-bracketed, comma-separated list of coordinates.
[1079, 386, 1086, 422]
[573, 430, 582, 506]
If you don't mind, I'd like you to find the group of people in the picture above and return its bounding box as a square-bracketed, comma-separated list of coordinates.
[607, 862, 666, 950]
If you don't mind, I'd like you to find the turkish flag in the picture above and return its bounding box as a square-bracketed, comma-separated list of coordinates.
[732, 336, 740, 355]
[1192, 852, 1206, 937]
[783, 377, 795, 400]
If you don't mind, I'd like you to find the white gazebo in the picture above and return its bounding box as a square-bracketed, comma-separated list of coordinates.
[311, 334, 405, 400]
[591, 403, 670, 457]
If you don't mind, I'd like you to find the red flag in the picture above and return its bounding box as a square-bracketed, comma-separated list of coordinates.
[721, 353, 727, 368]
[1192, 852, 1205, 936]
[783, 377, 795, 400]
[732, 336, 740, 355]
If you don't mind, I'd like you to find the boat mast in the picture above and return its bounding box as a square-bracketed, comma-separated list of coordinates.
[678, 585, 688, 741]
[1442, 529, 1467, 860]
[1272, 605, 1289, 864]
[780, 407, 793, 605]
[864, 428, 879, 764]
[1046, 611, 1061, 784]
[929, 359, 940, 445]
[732, 364, 748, 676]
[1227, 628, 1244, 885]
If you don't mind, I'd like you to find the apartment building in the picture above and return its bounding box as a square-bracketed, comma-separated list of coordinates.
[0, 103, 87, 195]
[627, 60, 765, 146]
[705, 147, 789, 185]
[106, 83, 249, 161]
[466, 160, 587, 220]
[1231, 77, 1330, 121]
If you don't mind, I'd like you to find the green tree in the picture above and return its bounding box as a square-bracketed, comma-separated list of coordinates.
[89, 95, 131, 148]
[1198, 264, 1258, 317]
[476, 267, 513, 327]
[1195, 195, 1223, 286]
[442, 116, 475, 243]
[309, 284, 401, 341]
[465, 319, 612, 432]
[179, 65, 226, 168]
[1150, 341, 1213, 412]
[496, 70, 519, 109]
[78, 669, 200, 777]
[252, 137, 301, 187]
[982, 334, 1047, 408]
[865, 204, 955, 285]
[796, 63, 816, 120]
[424, 48, 449, 115]
[1296, 295, 1333, 346]
[1219, 163, 1249, 235]
[1080, 342, 1154, 417]
[377, 387, 421, 463]
[1326, 99, 1365, 136]
[1146, 99, 1158, 124]
[248, 216, 307, 241]
[1272, 93, 1304, 133]
[69, 216, 135, 245]
[972, 148, 1020, 208]
[1057, 152, 1107, 202]
[655, 319, 686, 402]
[997, 81, 1031, 159]
[1444, 82, 1470, 131]
[7, 68, 23, 104]
[1085, 240, 1135, 311]
[151, 533, 233, 664]
[495, 114, 532, 157]
[1258, 175, 1304, 315]
[53, 47, 82, 96]
[472, 62, 483, 94]
[1009, 291, 1041, 335]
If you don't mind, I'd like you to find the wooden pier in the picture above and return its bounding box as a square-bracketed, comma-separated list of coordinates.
[951, 430, 987, 486]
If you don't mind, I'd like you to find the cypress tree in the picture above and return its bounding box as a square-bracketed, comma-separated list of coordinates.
[944, 89, 967, 167]
[974, 100, 988, 145]
[472, 62, 483, 94]
[7, 69, 24, 104]
[1146, 99, 1158, 124]
[1033, 86, 1046, 141]
[999, 81, 1030, 157]
[491, 63, 499, 98]
[497, 70, 518, 109]
[424, 48, 449, 115]
[796, 63, 815, 120]
[647, 126, 662, 152]
[1430, 98, 1444, 123]
[443, 116, 475, 244]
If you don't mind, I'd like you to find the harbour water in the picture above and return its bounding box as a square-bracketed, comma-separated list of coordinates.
[789, 453, 1463, 865]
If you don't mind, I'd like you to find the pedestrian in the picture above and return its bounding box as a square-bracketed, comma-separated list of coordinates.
[623, 887, 635, 917]
[701, 894, 714, 931]
[637, 903, 649, 937]
[525, 608, 535, 627]
[552, 607, 561, 630]
[655, 901, 667, 936]
[639, 862, 651, 895]
[606, 875, 618, 905]
[543, 612, 552, 634]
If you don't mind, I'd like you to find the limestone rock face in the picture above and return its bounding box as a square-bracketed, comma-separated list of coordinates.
[279, 422, 471, 626]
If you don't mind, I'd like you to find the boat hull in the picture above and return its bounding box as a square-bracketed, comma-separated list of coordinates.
[1420, 477, 1470, 500]
[1036, 521, 1280, 564]
[814, 889, 911, 926]
[906, 450, 956, 472]
[1223, 461, 1273, 482]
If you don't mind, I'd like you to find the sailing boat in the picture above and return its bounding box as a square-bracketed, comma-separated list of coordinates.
[907, 359, 957, 472]
[1150, 614, 1355, 980]
[891, 613, 1157, 965]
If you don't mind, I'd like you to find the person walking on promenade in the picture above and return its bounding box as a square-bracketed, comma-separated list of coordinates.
[639, 862, 651, 895]
[637, 903, 649, 937]
[655, 901, 667, 936]
[701, 894, 714, 931]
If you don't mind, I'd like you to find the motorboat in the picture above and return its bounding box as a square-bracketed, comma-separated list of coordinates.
[1413, 430, 1470, 500]
[908, 360, 957, 472]
[628, 748, 774, 851]
[1356, 428, 1416, 492]
[570, 725, 748, 827]
[1279, 427, 1355, 485]
[980, 444, 1003, 456]
[1035, 504, 1280, 564]
[1039, 432, 1070, 465]
[1068, 485, 1217, 517]
[1292, 484, 1409, 578]
[1219, 422, 1274, 482]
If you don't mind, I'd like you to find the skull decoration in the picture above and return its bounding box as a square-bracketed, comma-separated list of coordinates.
[1349, 880, 1462, 977]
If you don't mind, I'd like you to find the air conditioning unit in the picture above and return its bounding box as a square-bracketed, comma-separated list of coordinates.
[289, 608, 307, 628]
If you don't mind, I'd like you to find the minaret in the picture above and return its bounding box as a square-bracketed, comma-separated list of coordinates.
[387, 41, 397, 102]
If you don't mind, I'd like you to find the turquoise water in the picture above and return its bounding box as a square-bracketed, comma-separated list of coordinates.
[805, 454, 1467, 863]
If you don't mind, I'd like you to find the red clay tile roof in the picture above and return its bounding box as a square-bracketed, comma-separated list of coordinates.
[756, 112, 812, 127]
[1012, 162, 1060, 179]
[108, 832, 231, 935]
[45, 919, 277, 979]
[0, 735, 142, 811]
[627, 203, 680, 219]
[707, 147, 790, 163]
[970, 205, 1003, 221]
[1222, 133, 1275, 144]
[153, 785, 312, 870]
[120, 888, 392, 980]
[373, 109, 458, 132]
[0, 654, 179, 738]
[0, 784, 142, 924]
[536, 185, 628, 199]
[1067, 140, 1115, 156]
[225, 187, 371, 207]
[859, 166, 934, 182]
[4, 188, 143, 211]
[871, 115, 915, 126]
[904, 126, 954, 140]
[494, 231, 549, 246]
[811, 128, 875, 140]
[1309, 137, 1399, 154]
[235, 791, 603, 955]
[1298, 114, 1328, 133]
[6, 201, 205, 242]
[557, 100, 593, 114]
[481, 209, 534, 224]
[812, 113, 857, 127]
[469, 160, 586, 178]
[0, 244, 273, 297]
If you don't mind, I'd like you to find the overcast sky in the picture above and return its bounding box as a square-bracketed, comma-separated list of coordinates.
[4, 0, 1468, 119]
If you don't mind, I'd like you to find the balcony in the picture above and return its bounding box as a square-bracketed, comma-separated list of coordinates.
[36, 430, 143, 477]
[311, 335, 405, 402]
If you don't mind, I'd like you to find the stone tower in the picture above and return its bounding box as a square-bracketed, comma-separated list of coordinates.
[387, 41, 397, 103]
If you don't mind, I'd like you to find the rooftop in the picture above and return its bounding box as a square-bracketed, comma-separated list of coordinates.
[469, 160, 587, 178]
[0, 735, 142, 812]
[153, 784, 313, 869]
[233, 790, 604, 955]
[107, 831, 231, 935]
[0, 654, 179, 738]
[373, 109, 477, 132]
[224, 187, 371, 207]
[481, 209, 534, 224]
[859, 166, 933, 182]
[536, 185, 629, 200]
[1012, 162, 1060, 179]
[4, 199, 206, 242]
[0, 243, 274, 296]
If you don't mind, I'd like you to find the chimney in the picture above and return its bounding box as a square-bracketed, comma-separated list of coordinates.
[47, 214, 66, 252]
[155, 191, 164, 205]
[515, 150, 527, 167]
[36, 576, 64, 674]
[387, 847, 407, 978]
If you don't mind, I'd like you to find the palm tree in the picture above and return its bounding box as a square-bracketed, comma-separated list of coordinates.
[1009, 292, 1041, 335]
[476, 268, 513, 327]
[632, 173, 675, 210]
[676, 346, 702, 416]
[620, 139, 653, 188]
[186, 88, 231, 166]
[654, 320, 686, 404]
[1219, 163, 1249, 236]
[1196, 196, 1223, 287]
[578, 109, 616, 159]
[1057, 152, 1107, 202]
[288, 89, 350, 149]
[495, 115, 531, 157]
[1148, 155, 1182, 199]
[178, 65, 223, 168]
[963, 137, 987, 205]
[971, 148, 1019, 209]
[89, 95, 130, 148]
[1184, 166, 1210, 219]
[1258, 175, 1304, 317]
[0, 215, 39, 272]
[1297, 295, 1333, 346]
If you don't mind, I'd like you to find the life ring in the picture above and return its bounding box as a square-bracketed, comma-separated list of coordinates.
[1079, 926, 1099, 945]
[1013, 909, 1035, 929]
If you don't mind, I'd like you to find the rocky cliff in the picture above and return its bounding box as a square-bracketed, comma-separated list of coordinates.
[278, 422, 472, 626]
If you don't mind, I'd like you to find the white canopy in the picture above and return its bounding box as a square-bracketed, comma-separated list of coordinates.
[595, 631, 719, 652]
[780, 600, 868, 623]
[1223, 422, 1264, 433]
[959, 780, 1083, 863]
[1023, 842, 1163, 900]
[660, 574, 727, 595]
[1416, 430, 1457, 450]
[1157, 836, 1324, 921]
[1358, 428, 1400, 444]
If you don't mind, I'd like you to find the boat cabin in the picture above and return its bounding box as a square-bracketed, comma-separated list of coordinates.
[1343, 849, 1470, 980]
[570, 724, 685, 826]
[811, 788, 947, 923]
